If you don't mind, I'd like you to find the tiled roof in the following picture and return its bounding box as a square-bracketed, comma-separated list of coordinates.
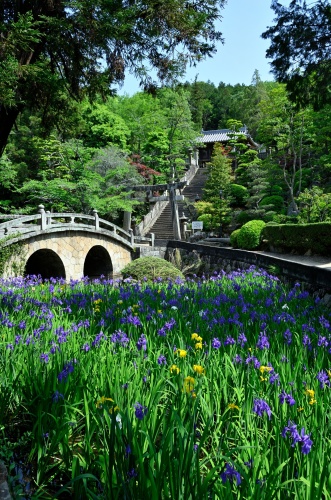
[196, 127, 249, 143]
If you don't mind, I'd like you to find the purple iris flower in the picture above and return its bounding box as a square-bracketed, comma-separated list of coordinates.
[237, 333, 247, 347]
[269, 372, 280, 385]
[220, 463, 241, 485]
[282, 420, 313, 454]
[253, 398, 272, 419]
[246, 356, 261, 369]
[279, 390, 296, 406]
[224, 336, 236, 346]
[283, 329, 292, 345]
[212, 338, 221, 349]
[256, 333, 270, 350]
[111, 330, 130, 347]
[52, 391, 64, 403]
[134, 402, 148, 420]
[157, 355, 167, 365]
[316, 370, 330, 389]
[57, 360, 77, 382]
[233, 354, 243, 364]
[136, 334, 147, 351]
[40, 353, 49, 363]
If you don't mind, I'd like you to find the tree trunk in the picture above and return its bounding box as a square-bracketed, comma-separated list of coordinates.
[0, 105, 23, 157]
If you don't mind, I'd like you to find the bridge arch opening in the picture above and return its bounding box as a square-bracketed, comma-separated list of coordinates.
[84, 245, 113, 279]
[25, 249, 66, 280]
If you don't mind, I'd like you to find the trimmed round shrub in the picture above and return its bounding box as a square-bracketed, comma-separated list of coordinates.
[260, 195, 285, 213]
[228, 184, 249, 206]
[237, 220, 266, 250]
[121, 257, 184, 281]
[230, 229, 241, 248]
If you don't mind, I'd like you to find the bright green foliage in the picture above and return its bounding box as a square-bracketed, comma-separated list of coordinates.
[195, 201, 223, 231]
[296, 187, 331, 223]
[228, 184, 249, 207]
[229, 228, 241, 248]
[121, 257, 184, 281]
[204, 143, 232, 198]
[202, 142, 232, 230]
[0, 0, 226, 156]
[197, 213, 213, 231]
[81, 102, 130, 149]
[237, 220, 266, 250]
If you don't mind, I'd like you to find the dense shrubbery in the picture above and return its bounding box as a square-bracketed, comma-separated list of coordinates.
[263, 222, 331, 255]
[197, 213, 213, 231]
[121, 256, 184, 281]
[228, 183, 249, 206]
[236, 210, 264, 225]
[237, 220, 266, 250]
[259, 195, 285, 213]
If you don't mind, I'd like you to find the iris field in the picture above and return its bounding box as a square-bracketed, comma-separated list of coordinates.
[1, 267, 331, 499]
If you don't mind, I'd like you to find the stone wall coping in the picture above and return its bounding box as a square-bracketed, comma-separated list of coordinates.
[166, 240, 331, 290]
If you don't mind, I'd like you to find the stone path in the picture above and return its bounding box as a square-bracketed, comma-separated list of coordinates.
[255, 251, 331, 270]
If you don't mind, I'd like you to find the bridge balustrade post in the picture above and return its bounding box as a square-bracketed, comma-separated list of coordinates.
[93, 209, 99, 230]
[129, 229, 134, 246]
[46, 211, 51, 226]
[39, 205, 46, 230]
[150, 232, 155, 247]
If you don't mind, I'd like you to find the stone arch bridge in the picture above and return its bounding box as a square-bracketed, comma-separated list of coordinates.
[0, 206, 152, 280]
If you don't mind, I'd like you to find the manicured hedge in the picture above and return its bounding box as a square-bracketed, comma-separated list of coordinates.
[263, 223, 331, 255]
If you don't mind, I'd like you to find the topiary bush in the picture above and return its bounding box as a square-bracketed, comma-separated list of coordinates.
[230, 229, 241, 248]
[237, 220, 266, 250]
[259, 195, 285, 213]
[228, 184, 249, 206]
[121, 257, 184, 281]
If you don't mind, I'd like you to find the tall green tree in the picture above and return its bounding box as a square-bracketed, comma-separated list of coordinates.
[257, 84, 315, 213]
[262, 0, 331, 109]
[0, 0, 226, 156]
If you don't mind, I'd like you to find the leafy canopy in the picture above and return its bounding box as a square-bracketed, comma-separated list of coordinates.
[262, 0, 331, 109]
[0, 0, 226, 155]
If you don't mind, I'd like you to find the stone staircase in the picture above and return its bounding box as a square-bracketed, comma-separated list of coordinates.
[149, 168, 209, 241]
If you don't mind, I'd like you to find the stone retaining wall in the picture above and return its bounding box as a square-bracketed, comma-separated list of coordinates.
[165, 241, 331, 289]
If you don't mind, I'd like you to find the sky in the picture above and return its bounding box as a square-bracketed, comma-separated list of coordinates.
[117, 0, 286, 95]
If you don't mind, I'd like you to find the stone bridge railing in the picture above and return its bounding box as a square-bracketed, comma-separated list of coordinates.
[0, 205, 154, 247]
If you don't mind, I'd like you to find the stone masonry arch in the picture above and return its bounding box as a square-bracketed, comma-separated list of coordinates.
[25, 249, 66, 279]
[5, 230, 132, 280]
[83, 245, 113, 279]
